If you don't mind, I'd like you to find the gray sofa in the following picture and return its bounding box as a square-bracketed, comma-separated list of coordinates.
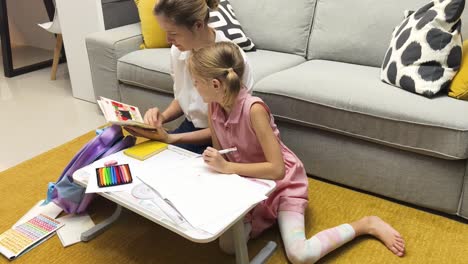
[87, 0, 468, 220]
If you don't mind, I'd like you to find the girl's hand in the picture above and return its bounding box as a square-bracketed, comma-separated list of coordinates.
[144, 107, 165, 128]
[124, 126, 173, 143]
[203, 147, 231, 173]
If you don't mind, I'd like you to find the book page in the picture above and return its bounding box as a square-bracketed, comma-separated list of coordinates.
[97, 97, 156, 129]
[0, 214, 63, 260]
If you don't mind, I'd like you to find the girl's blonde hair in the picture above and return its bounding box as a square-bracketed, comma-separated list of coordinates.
[188, 42, 245, 108]
[154, 0, 219, 29]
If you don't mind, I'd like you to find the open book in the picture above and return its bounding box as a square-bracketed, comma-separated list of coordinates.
[0, 214, 63, 260]
[97, 97, 156, 130]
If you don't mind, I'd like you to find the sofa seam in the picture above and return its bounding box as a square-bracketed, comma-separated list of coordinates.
[273, 114, 463, 160]
[305, 0, 320, 59]
[119, 79, 173, 95]
[118, 60, 170, 75]
[255, 90, 468, 132]
[457, 163, 467, 216]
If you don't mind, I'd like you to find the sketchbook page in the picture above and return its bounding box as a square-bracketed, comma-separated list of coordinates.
[13, 200, 63, 228]
[138, 158, 268, 232]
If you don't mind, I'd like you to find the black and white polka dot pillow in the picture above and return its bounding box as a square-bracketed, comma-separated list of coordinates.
[380, 0, 464, 98]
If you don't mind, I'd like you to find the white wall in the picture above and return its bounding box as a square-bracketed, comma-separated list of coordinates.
[7, 0, 56, 50]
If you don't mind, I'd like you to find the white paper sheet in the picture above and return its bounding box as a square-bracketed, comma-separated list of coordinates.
[56, 214, 95, 247]
[138, 158, 268, 234]
[13, 200, 63, 228]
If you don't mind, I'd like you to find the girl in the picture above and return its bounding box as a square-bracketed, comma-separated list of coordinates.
[188, 42, 406, 263]
[125, 0, 254, 154]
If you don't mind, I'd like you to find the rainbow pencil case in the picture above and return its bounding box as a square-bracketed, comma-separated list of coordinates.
[95, 164, 133, 188]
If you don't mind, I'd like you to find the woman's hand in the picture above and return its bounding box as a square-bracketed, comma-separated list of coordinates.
[144, 107, 165, 128]
[202, 147, 231, 174]
[124, 126, 173, 143]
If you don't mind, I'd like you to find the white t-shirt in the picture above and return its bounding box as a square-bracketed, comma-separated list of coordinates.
[170, 30, 254, 128]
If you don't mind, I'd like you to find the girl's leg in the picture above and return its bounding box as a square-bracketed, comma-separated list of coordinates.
[218, 222, 252, 255]
[350, 215, 405, 257]
[278, 211, 405, 264]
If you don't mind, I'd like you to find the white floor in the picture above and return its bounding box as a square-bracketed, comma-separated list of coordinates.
[0, 59, 105, 172]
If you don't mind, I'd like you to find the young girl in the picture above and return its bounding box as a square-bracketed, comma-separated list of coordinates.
[125, 0, 253, 154]
[187, 42, 406, 263]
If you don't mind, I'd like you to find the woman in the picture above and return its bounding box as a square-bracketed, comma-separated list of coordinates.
[125, 0, 253, 154]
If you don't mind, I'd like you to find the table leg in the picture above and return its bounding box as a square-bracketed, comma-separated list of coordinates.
[81, 204, 122, 242]
[232, 220, 277, 264]
[232, 220, 250, 264]
[250, 241, 277, 264]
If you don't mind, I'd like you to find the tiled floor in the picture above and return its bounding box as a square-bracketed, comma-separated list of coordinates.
[0, 56, 105, 172]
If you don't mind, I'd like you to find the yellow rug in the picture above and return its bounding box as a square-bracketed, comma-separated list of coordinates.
[1, 130, 467, 264]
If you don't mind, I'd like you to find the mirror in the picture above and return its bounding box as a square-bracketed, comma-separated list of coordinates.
[0, 0, 65, 77]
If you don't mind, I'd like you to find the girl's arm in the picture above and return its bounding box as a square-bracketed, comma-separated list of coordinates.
[203, 103, 285, 180]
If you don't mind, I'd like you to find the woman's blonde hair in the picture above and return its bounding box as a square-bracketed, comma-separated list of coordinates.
[154, 0, 219, 29]
[188, 41, 245, 108]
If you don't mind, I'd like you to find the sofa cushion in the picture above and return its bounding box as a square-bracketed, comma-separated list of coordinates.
[254, 60, 468, 159]
[230, 0, 316, 56]
[380, 0, 463, 98]
[117, 48, 174, 94]
[117, 48, 305, 93]
[246, 50, 306, 83]
[208, 0, 255, 52]
[307, 0, 468, 67]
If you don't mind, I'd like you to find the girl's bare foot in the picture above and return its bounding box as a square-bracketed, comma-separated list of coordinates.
[365, 216, 405, 257]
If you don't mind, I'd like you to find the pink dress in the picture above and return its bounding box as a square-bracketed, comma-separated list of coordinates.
[210, 88, 309, 238]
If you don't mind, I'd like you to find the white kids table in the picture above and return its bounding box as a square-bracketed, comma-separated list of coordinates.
[72, 145, 277, 264]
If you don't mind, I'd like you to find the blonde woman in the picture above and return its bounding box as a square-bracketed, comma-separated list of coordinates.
[125, 0, 253, 154]
[188, 42, 406, 263]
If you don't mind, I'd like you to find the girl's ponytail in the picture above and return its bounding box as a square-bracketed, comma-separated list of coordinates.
[223, 68, 241, 107]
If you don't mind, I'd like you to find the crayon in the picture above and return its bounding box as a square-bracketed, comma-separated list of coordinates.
[115, 166, 122, 184]
[99, 168, 105, 186]
[124, 164, 132, 183]
[111, 166, 116, 185]
[118, 165, 127, 183]
[105, 167, 110, 186]
[112, 166, 118, 185]
[122, 164, 131, 183]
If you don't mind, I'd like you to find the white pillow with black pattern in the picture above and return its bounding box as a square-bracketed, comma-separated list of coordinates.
[380, 0, 464, 98]
[208, 0, 256, 52]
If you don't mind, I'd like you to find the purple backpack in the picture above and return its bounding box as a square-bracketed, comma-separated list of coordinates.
[44, 125, 136, 214]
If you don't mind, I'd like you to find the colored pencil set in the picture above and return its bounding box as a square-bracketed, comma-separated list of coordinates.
[96, 164, 133, 187]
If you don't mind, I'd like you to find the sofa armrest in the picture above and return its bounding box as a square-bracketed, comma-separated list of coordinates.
[86, 23, 143, 101]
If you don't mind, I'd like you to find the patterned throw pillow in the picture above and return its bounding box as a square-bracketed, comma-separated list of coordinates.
[208, 0, 256, 52]
[380, 0, 464, 98]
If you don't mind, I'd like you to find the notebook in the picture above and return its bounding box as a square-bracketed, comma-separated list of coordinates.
[123, 140, 168, 161]
[0, 214, 63, 260]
